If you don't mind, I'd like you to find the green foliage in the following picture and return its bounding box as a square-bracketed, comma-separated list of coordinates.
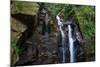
[15, 1, 39, 15]
[73, 6, 95, 39]
[45, 3, 65, 16]
[45, 4, 95, 39]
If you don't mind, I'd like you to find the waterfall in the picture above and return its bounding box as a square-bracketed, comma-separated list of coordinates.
[56, 16, 66, 63]
[56, 15, 76, 63]
[68, 24, 74, 63]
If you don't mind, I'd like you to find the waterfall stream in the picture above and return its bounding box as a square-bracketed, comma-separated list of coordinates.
[68, 25, 74, 63]
[56, 16, 66, 63]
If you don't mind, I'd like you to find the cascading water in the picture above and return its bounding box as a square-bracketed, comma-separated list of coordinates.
[56, 15, 76, 63]
[56, 16, 66, 63]
[68, 24, 74, 63]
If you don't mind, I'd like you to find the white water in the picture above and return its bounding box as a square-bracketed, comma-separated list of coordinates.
[68, 25, 74, 63]
[56, 16, 65, 63]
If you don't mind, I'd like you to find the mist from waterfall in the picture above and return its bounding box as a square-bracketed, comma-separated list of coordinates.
[68, 24, 74, 63]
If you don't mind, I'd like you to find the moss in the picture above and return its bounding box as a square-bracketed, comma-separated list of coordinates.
[15, 1, 39, 15]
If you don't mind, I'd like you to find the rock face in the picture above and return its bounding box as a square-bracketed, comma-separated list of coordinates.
[32, 25, 58, 64]
[11, 7, 59, 66]
[11, 16, 27, 65]
[31, 7, 59, 64]
[11, 13, 38, 66]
